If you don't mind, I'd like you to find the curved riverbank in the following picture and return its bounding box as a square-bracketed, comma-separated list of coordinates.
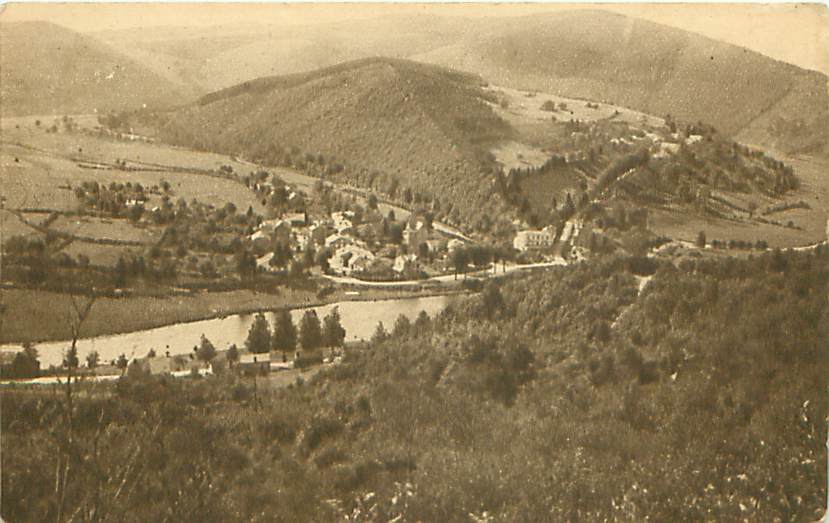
[0, 285, 466, 346]
[0, 294, 456, 368]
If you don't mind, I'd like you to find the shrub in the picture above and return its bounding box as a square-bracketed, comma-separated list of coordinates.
[301, 415, 345, 454]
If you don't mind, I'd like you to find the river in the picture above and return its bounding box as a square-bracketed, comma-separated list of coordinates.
[0, 295, 453, 370]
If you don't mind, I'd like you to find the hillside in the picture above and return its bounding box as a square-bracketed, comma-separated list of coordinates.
[414, 10, 829, 156]
[0, 22, 188, 116]
[139, 58, 514, 229]
[3, 249, 826, 521]
[93, 11, 828, 157]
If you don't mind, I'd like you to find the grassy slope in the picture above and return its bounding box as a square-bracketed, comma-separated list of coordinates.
[417, 10, 829, 156]
[0, 22, 187, 116]
[2, 249, 826, 521]
[147, 58, 514, 227]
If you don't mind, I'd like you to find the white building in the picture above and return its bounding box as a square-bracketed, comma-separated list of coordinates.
[513, 227, 555, 251]
[325, 233, 353, 250]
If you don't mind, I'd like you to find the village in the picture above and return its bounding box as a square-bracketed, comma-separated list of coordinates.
[242, 173, 483, 282]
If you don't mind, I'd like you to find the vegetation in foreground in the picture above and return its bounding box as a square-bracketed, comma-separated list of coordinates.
[2, 247, 826, 521]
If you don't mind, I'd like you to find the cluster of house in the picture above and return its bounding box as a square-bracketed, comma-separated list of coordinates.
[247, 205, 465, 279]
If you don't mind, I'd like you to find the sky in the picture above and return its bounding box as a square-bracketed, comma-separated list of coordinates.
[2, 2, 828, 75]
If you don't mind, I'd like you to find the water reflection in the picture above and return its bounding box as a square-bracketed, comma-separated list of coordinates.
[1, 295, 452, 369]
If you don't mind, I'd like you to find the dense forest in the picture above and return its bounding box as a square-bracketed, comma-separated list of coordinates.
[3, 246, 826, 521]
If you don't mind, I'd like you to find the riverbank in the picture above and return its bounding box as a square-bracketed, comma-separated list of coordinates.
[0, 286, 466, 345]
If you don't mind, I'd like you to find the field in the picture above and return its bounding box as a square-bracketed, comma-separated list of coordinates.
[488, 85, 665, 129]
[50, 215, 158, 244]
[490, 140, 549, 171]
[59, 242, 140, 268]
[649, 152, 829, 248]
[649, 208, 824, 248]
[1, 116, 266, 214]
[0, 211, 41, 243]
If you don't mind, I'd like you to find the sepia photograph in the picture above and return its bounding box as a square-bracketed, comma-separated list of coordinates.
[0, 2, 827, 521]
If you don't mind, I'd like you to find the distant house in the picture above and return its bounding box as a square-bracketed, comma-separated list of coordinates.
[513, 227, 555, 251]
[256, 252, 275, 270]
[426, 238, 447, 254]
[283, 212, 307, 226]
[252, 219, 291, 251]
[330, 244, 375, 275]
[653, 142, 680, 158]
[325, 233, 353, 250]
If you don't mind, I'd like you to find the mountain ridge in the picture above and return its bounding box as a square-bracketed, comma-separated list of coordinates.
[0, 21, 188, 116]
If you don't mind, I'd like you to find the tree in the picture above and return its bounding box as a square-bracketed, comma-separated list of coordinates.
[85, 350, 99, 369]
[696, 231, 707, 249]
[7, 343, 39, 378]
[299, 310, 322, 351]
[289, 260, 306, 278]
[392, 314, 411, 338]
[371, 321, 389, 344]
[389, 223, 403, 245]
[270, 243, 291, 270]
[114, 257, 127, 287]
[245, 313, 271, 354]
[322, 307, 346, 347]
[63, 346, 79, 370]
[302, 244, 316, 269]
[414, 310, 431, 331]
[236, 249, 257, 280]
[452, 248, 469, 280]
[747, 201, 758, 218]
[316, 248, 332, 273]
[227, 344, 240, 366]
[367, 193, 379, 210]
[197, 334, 217, 362]
[116, 354, 129, 372]
[271, 310, 297, 354]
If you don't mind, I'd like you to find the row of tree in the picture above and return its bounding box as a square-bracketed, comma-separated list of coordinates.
[244, 307, 346, 354]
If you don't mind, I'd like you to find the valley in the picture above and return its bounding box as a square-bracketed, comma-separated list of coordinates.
[0, 6, 827, 523]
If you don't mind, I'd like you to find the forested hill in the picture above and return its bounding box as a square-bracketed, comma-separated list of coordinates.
[137, 58, 515, 229]
[3, 248, 826, 521]
[0, 22, 187, 116]
[415, 10, 829, 157]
